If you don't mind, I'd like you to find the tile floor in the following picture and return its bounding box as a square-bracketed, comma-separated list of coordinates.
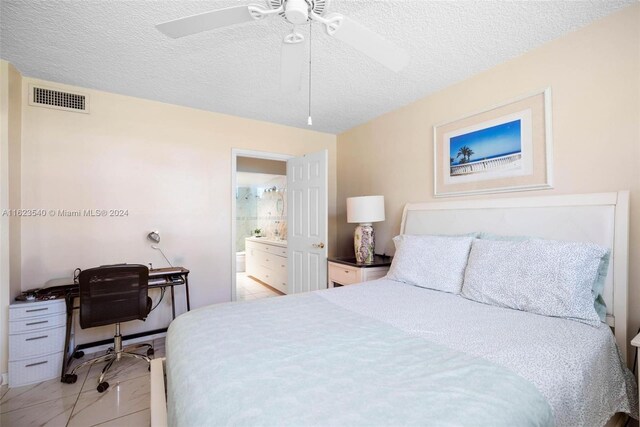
[236, 272, 283, 301]
[0, 337, 165, 427]
[0, 278, 280, 426]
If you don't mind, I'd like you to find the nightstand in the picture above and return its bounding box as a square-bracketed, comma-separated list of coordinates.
[328, 255, 392, 288]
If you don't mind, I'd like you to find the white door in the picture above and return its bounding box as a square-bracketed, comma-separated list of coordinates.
[287, 150, 328, 293]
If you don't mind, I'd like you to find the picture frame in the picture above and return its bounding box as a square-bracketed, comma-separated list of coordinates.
[433, 88, 553, 197]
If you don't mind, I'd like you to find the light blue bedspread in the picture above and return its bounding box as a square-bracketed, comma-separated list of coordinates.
[167, 291, 553, 426]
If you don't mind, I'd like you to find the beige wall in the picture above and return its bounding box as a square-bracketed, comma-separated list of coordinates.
[8, 64, 22, 302]
[337, 6, 640, 339]
[19, 77, 336, 344]
[0, 61, 22, 379]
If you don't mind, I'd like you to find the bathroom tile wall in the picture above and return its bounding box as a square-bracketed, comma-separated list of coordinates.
[236, 175, 287, 251]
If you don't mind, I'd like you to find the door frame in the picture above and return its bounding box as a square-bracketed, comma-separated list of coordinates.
[230, 149, 293, 302]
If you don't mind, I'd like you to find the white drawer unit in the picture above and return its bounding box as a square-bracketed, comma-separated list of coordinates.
[246, 238, 287, 294]
[9, 312, 66, 334]
[9, 326, 67, 360]
[8, 352, 64, 388]
[328, 257, 392, 288]
[9, 299, 66, 320]
[9, 299, 66, 387]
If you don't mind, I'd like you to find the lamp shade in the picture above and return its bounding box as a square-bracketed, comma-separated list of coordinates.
[347, 196, 385, 224]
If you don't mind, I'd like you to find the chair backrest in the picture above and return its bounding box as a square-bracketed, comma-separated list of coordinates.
[78, 264, 149, 329]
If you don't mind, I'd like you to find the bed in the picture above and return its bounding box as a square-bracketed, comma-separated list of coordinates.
[154, 191, 638, 427]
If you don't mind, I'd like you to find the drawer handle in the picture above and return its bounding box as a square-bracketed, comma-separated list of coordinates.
[26, 320, 49, 326]
[25, 361, 48, 368]
[26, 308, 48, 313]
[26, 335, 49, 341]
[344, 270, 350, 274]
[266, 259, 269, 262]
[281, 265, 285, 268]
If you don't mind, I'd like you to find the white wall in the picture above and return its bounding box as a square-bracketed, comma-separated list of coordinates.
[18, 77, 337, 344]
[0, 61, 22, 379]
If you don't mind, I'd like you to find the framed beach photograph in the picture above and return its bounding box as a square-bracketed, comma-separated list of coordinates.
[434, 88, 553, 197]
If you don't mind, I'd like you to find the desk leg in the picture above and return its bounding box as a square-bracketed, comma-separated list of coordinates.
[170, 286, 176, 319]
[185, 275, 191, 311]
[61, 293, 73, 381]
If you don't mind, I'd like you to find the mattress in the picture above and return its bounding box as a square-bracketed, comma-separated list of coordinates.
[166, 279, 637, 426]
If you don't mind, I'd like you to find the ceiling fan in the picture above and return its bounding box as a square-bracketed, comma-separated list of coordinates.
[156, 0, 410, 92]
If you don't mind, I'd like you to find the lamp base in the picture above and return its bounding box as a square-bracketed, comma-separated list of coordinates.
[354, 223, 375, 264]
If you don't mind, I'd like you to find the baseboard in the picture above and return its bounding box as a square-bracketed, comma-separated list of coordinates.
[0, 372, 7, 386]
[78, 332, 166, 355]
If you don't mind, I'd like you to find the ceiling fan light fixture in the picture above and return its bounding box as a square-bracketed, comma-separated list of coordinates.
[285, 0, 310, 25]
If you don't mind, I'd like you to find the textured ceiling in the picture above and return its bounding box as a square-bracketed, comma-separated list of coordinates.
[0, 0, 634, 134]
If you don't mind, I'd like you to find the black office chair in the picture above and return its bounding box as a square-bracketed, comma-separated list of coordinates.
[63, 264, 154, 392]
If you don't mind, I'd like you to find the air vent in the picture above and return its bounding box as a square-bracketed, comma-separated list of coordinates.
[29, 84, 89, 113]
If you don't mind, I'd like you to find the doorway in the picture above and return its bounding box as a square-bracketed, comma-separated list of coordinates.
[231, 149, 329, 302]
[231, 150, 292, 301]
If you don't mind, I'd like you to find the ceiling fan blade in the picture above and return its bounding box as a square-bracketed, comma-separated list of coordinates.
[322, 14, 409, 72]
[156, 6, 255, 38]
[280, 32, 307, 92]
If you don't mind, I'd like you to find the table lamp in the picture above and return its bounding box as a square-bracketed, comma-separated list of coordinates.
[347, 195, 385, 264]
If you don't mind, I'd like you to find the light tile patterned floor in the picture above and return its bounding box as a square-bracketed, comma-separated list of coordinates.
[236, 273, 283, 301]
[0, 337, 165, 427]
[0, 278, 280, 426]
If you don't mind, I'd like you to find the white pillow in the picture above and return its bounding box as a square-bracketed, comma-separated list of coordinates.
[386, 235, 474, 294]
[460, 238, 606, 326]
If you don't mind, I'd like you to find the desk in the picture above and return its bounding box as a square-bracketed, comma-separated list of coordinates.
[35, 267, 190, 381]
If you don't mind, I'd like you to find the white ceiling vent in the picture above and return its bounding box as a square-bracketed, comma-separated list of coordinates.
[28, 84, 89, 113]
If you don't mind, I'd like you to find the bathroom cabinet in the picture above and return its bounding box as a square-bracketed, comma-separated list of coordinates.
[245, 237, 287, 294]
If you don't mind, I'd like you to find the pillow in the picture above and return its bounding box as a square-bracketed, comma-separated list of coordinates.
[461, 238, 607, 326]
[478, 232, 610, 321]
[386, 235, 474, 294]
[592, 252, 610, 321]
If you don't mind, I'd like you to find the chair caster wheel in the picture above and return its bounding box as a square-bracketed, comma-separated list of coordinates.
[72, 351, 84, 359]
[97, 382, 109, 393]
[62, 374, 77, 384]
[147, 348, 154, 357]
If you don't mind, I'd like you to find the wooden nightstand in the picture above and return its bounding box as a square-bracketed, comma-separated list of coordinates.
[328, 255, 392, 288]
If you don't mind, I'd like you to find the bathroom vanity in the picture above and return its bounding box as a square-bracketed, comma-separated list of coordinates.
[245, 237, 287, 294]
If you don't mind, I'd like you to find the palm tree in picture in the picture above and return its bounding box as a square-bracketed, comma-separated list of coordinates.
[456, 146, 475, 164]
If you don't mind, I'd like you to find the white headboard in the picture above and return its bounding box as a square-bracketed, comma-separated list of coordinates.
[400, 191, 630, 363]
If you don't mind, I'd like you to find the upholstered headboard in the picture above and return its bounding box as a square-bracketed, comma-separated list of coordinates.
[400, 191, 630, 363]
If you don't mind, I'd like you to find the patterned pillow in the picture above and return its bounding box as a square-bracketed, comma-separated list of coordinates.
[387, 235, 474, 294]
[461, 239, 606, 326]
[478, 232, 610, 322]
